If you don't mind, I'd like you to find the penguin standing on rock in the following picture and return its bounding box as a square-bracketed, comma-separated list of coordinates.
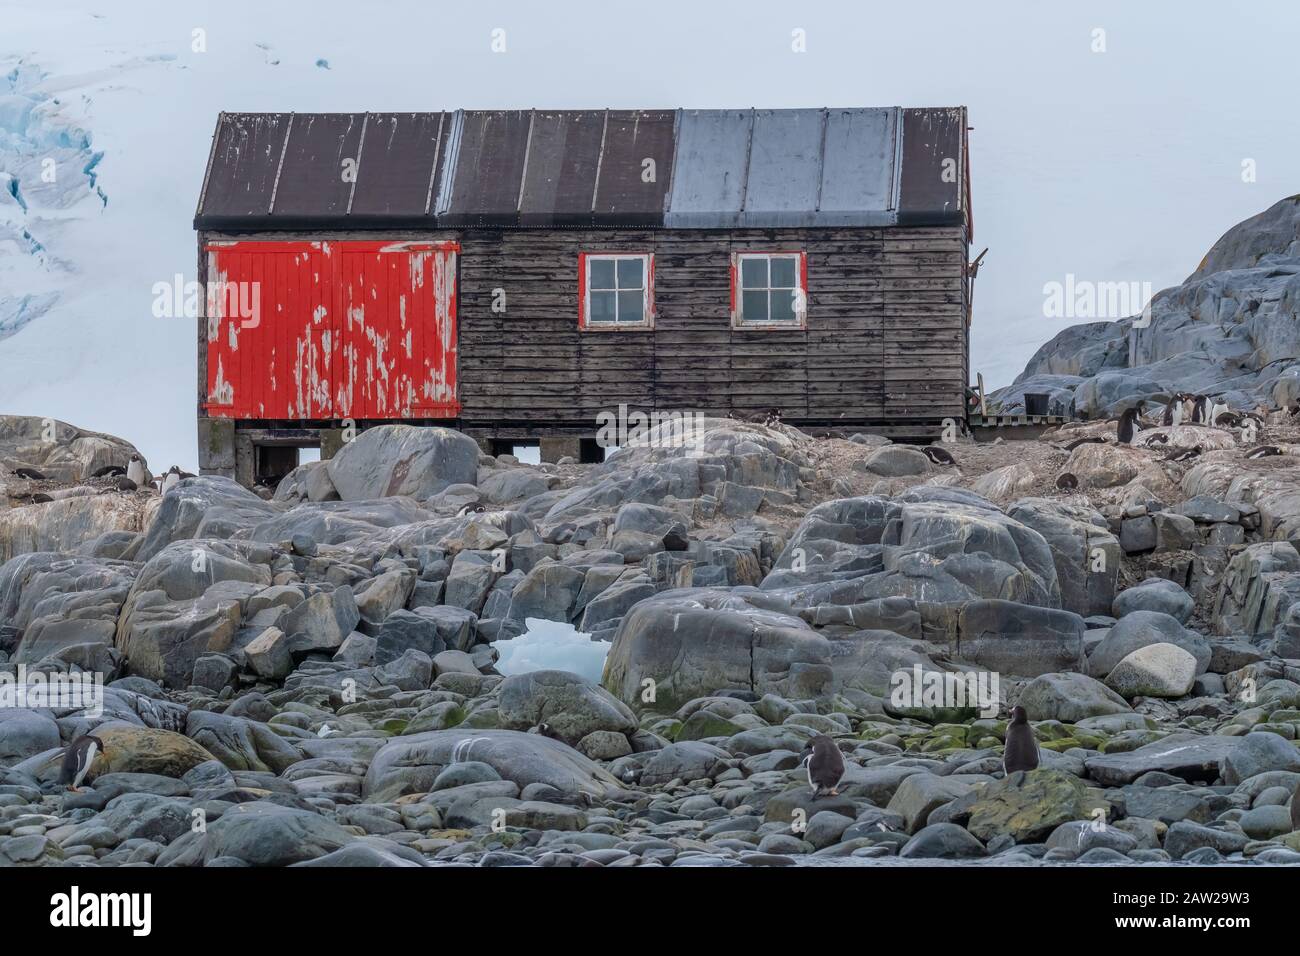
[801, 734, 846, 797]
[126, 454, 148, 487]
[1117, 402, 1145, 445]
[58, 734, 105, 792]
[922, 445, 957, 466]
[1002, 706, 1039, 775]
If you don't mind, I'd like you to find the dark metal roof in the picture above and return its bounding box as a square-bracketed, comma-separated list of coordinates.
[195, 107, 968, 231]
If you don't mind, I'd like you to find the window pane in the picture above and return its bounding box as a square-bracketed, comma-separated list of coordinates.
[770, 256, 797, 288]
[770, 288, 796, 322]
[740, 257, 768, 289]
[617, 290, 644, 322]
[589, 258, 616, 290]
[589, 290, 616, 323]
[741, 290, 768, 322]
[616, 257, 644, 290]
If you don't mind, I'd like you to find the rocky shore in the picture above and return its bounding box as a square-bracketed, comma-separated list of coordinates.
[2, 199, 1300, 868]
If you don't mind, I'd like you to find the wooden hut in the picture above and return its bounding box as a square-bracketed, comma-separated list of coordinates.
[193, 107, 972, 483]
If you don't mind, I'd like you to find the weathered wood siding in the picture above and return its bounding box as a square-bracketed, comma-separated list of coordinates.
[197, 225, 969, 434]
[457, 226, 968, 429]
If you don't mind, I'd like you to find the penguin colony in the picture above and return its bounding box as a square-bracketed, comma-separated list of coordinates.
[4, 455, 195, 505]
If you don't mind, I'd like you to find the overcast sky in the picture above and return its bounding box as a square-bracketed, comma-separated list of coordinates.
[2, 0, 1298, 468]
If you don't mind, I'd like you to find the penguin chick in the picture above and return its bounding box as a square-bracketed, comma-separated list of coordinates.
[800, 734, 847, 797]
[113, 477, 138, 492]
[922, 445, 957, 466]
[1002, 706, 1039, 775]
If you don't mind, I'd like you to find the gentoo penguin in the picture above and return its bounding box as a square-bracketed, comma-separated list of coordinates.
[456, 502, 486, 517]
[58, 734, 105, 792]
[662, 529, 690, 551]
[1165, 445, 1203, 463]
[1146, 433, 1169, 445]
[30, 493, 53, 504]
[1163, 393, 1193, 426]
[90, 464, 126, 478]
[113, 476, 138, 492]
[1245, 445, 1285, 459]
[1292, 790, 1300, 834]
[801, 734, 846, 797]
[161, 469, 180, 494]
[1191, 395, 1210, 425]
[1215, 411, 1242, 428]
[1062, 436, 1107, 451]
[1117, 403, 1144, 444]
[125, 453, 147, 487]
[922, 445, 957, 466]
[13, 467, 46, 480]
[1002, 706, 1039, 775]
[1055, 472, 1078, 490]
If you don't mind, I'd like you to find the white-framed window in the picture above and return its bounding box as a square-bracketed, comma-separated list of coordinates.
[580, 253, 654, 330]
[732, 251, 807, 328]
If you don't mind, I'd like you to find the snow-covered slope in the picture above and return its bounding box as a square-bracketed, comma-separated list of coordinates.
[0, 2, 494, 471]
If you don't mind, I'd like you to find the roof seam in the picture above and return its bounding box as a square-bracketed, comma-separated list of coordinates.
[345, 113, 368, 216]
[266, 113, 295, 215]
